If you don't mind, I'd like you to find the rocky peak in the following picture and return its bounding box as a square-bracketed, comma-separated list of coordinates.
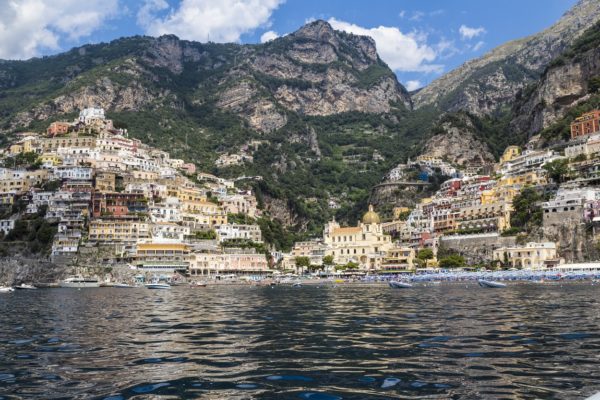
[413, 0, 600, 115]
[292, 20, 338, 43]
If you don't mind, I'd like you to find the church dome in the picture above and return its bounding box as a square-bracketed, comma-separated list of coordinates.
[362, 204, 380, 224]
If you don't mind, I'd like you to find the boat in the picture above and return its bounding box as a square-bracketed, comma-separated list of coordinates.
[0, 286, 14, 293]
[60, 276, 100, 288]
[145, 277, 171, 290]
[389, 280, 413, 288]
[292, 282, 302, 287]
[14, 284, 37, 290]
[189, 281, 207, 287]
[478, 279, 507, 288]
[145, 282, 171, 290]
[114, 283, 135, 288]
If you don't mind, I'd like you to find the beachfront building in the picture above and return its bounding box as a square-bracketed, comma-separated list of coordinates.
[323, 205, 393, 271]
[381, 246, 416, 273]
[188, 248, 269, 276]
[134, 242, 190, 273]
[493, 242, 558, 270]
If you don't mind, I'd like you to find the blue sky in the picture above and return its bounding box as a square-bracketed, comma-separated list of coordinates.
[0, 0, 578, 90]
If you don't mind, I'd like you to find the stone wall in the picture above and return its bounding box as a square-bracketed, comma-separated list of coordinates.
[440, 233, 517, 264]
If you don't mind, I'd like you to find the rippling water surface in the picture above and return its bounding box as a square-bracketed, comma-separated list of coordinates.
[2, 284, 600, 399]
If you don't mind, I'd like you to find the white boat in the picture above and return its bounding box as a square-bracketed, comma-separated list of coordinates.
[478, 279, 507, 288]
[60, 276, 100, 288]
[0, 286, 14, 293]
[292, 282, 302, 287]
[14, 284, 37, 290]
[145, 283, 171, 290]
[389, 280, 413, 288]
[114, 283, 135, 288]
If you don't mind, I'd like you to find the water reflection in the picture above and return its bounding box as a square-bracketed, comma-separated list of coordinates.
[0, 284, 600, 398]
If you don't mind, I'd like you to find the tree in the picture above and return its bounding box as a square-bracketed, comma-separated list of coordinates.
[438, 254, 466, 269]
[322, 255, 334, 268]
[294, 256, 310, 271]
[543, 159, 569, 183]
[417, 248, 434, 261]
[510, 187, 543, 232]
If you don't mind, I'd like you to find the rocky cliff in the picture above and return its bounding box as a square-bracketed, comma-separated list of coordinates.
[511, 20, 600, 137]
[412, 0, 600, 116]
[0, 20, 410, 135]
[420, 113, 495, 167]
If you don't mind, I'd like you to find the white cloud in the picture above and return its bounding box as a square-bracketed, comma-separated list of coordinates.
[472, 41, 485, 51]
[405, 80, 422, 91]
[327, 18, 442, 73]
[138, 0, 284, 43]
[260, 30, 279, 43]
[409, 11, 425, 21]
[0, 0, 119, 60]
[459, 24, 486, 40]
[398, 10, 406, 18]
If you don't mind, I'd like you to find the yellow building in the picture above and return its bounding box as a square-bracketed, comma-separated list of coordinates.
[181, 200, 227, 227]
[499, 170, 547, 187]
[0, 193, 15, 205]
[95, 172, 116, 192]
[500, 146, 521, 164]
[40, 135, 96, 152]
[493, 242, 557, 270]
[40, 153, 62, 166]
[382, 246, 415, 272]
[88, 220, 150, 242]
[9, 138, 35, 155]
[393, 206, 411, 219]
[323, 205, 393, 271]
[457, 201, 512, 232]
[0, 170, 48, 194]
[135, 242, 190, 273]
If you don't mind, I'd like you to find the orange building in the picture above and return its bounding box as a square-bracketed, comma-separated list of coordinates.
[46, 122, 70, 136]
[571, 111, 600, 139]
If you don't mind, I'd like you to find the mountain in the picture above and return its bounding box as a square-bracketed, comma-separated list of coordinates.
[511, 19, 600, 140]
[412, 0, 600, 116]
[0, 20, 410, 134]
[0, 20, 421, 236]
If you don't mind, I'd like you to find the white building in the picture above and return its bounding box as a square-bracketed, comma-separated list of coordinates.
[151, 222, 191, 241]
[0, 219, 15, 235]
[217, 224, 262, 243]
[79, 107, 105, 124]
[53, 166, 93, 180]
[150, 197, 182, 223]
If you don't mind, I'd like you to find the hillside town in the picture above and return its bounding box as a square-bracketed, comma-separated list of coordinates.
[285, 110, 600, 274]
[0, 108, 268, 282]
[2, 108, 600, 282]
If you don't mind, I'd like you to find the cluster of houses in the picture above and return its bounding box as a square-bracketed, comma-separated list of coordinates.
[1, 108, 269, 278]
[282, 110, 600, 273]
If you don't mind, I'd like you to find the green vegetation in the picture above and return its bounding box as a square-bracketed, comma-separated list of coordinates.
[543, 159, 570, 183]
[415, 248, 434, 267]
[438, 254, 466, 269]
[192, 230, 217, 240]
[510, 187, 544, 233]
[2, 207, 57, 254]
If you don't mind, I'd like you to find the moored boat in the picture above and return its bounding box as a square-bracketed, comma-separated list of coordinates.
[145, 282, 171, 290]
[0, 286, 14, 293]
[478, 279, 507, 288]
[60, 276, 100, 288]
[389, 280, 413, 289]
[114, 283, 135, 288]
[14, 284, 37, 290]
